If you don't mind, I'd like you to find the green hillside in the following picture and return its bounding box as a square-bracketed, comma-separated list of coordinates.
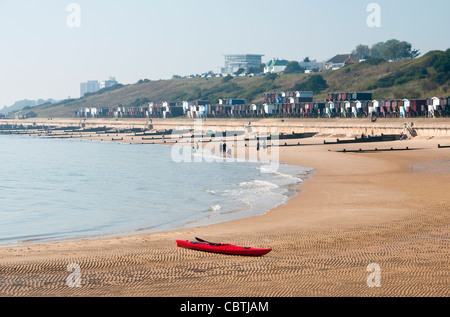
[29, 49, 450, 118]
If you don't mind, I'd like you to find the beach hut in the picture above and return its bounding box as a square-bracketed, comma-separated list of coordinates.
[409, 99, 425, 116]
[402, 99, 411, 117]
[303, 103, 309, 117]
[432, 97, 441, 116]
[390, 100, 399, 117]
[295, 91, 314, 102]
[263, 104, 273, 116]
[343, 101, 351, 117]
[378, 100, 386, 117]
[259, 104, 266, 117]
[441, 97, 449, 116]
[336, 102, 343, 117]
[372, 100, 380, 117]
[427, 97, 440, 117]
[399, 103, 406, 118]
[355, 100, 363, 117]
[326, 93, 337, 102]
[316, 103, 325, 117]
[302, 103, 308, 117]
[351, 92, 373, 101]
[432, 97, 440, 108]
[386, 100, 394, 117]
[326, 101, 335, 117]
[350, 101, 357, 117]
[367, 101, 374, 117]
[182, 101, 190, 115]
[362, 100, 370, 117]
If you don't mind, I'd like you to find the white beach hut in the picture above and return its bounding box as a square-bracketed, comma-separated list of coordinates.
[355, 101, 362, 117]
[432, 97, 440, 110]
[401, 99, 411, 118]
[327, 101, 335, 117]
[428, 97, 440, 117]
[372, 100, 380, 116]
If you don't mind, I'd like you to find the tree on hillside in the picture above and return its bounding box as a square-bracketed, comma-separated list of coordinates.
[352, 44, 371, 59]
[369, 42, 385, 59]
[354, 39, 420, 61]
[284, 61, 305, 74]
[381, 39, 420, 60]
[293, 74, 328, 94]
[431, 48, 450, 84]
[433, 48, 450, 73]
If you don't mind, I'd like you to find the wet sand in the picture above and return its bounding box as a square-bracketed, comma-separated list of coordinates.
[0, 120, 449, 297]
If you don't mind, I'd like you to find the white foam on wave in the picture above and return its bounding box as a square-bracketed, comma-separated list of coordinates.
[167, 160, 314, 234]
[259, 165, 301, 181]
[215, 162, 314, 221]
[209, 205, 221, 211]
[221, 179, 284, 213]
[238, 179, 280, 189]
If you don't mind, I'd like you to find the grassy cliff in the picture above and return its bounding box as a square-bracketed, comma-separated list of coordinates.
[30, 49, 449, 118]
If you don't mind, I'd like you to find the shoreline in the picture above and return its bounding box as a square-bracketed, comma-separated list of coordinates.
[0, 129, 314, 249]
[0, 118, 449, 297]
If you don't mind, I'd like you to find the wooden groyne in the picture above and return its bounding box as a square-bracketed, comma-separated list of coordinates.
[324, 134, 401, 144]
[338, 147, 416, 153]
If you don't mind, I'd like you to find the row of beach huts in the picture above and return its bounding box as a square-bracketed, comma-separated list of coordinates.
[75, 92, 450, 119]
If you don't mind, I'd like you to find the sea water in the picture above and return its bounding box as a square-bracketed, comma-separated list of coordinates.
[0, 135, 312, 247]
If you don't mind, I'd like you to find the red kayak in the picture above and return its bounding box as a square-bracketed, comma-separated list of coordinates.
[176, 237, 271, 256]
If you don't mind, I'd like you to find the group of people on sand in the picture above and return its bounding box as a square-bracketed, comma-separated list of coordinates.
[399, 132, 408, 140]
[360, 129, 375, 139]
[193, 137, 268, 158]
[360, 127, 408, 141]
[219, 139, 267, 157]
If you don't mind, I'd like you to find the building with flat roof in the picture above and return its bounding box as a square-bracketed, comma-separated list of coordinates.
[100, 77, 118, 89]
[80, 77, 119, 97]
[80, 80, 100, 97]
[220, 54, 264, 74]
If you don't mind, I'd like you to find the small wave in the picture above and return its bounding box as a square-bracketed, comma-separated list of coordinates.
[259, 166, 297, 179]
[238, 179, 280, 189]
[206, 189, 216, 195]
[209, 205, 221, 211]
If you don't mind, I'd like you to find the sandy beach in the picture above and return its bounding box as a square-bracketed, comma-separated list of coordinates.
[0, 118, 449, 297]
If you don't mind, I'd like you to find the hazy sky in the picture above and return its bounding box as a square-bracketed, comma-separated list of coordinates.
[0, 0, 449, 108]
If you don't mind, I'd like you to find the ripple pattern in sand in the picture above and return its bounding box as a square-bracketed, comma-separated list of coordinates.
[0, 202, 448, 297]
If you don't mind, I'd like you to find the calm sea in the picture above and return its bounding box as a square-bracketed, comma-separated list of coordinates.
[0, 135, 312, 247]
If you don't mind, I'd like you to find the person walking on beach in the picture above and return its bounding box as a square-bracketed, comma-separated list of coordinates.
[222, 142, 227, 154]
